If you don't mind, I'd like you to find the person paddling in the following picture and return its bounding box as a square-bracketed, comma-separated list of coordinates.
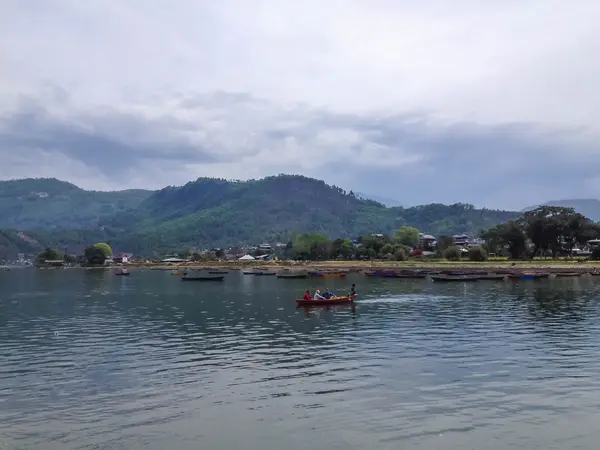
[303, 290, 312, 300]
[313, 289, 326, 300]
[350, 284, 356, 296]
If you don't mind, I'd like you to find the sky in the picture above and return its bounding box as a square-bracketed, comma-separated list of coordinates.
[1, 0, 599, 210]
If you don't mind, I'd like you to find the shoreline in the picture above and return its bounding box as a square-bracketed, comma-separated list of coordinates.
[94, 259, 600, 274]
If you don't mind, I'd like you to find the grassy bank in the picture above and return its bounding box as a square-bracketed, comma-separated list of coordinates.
[120, 258, 600, 273]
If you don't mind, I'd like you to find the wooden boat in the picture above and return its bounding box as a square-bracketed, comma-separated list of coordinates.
[554, 272, 581, 278]
[113, 268, 130, 276]
[431, 274, 479, 282]
[317, 272, 347, 278]
[208, 270, 229, 275]
[477, 273, 506, 280]
[254, 271, 276, 276]
[171, 271, 187, 276]
[296, 294, 357, 306]
[508, 272, 551, 280]
[181, 274, 225, 281]
[276, 270, 308, 279]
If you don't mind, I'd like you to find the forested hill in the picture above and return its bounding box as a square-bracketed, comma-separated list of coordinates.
[0, 178, 152, 229]
[0, 175, 519, 257]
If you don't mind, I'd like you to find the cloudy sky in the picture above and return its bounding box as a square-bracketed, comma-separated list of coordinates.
[1, 0, 599, 210]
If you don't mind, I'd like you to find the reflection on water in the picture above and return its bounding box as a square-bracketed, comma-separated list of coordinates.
[2, 270, 600, 449]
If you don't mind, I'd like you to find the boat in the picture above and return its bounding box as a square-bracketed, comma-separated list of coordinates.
[171, 271, 187, 276]
[181, 274, 225, 281]
[114, 268, 130, 276]
[254, 270, 276, 276]
[554, 272, 581, 278]
[507, 272, 551, 280]
[276, 270, 308, 279]
[477, 273, 506, 280]
[208, 269, 229, 275]
[431, 275, 479, 282]
[296, 294, 357, 306]
[316, 272, 347, 278]
[241, 269, 257, 275]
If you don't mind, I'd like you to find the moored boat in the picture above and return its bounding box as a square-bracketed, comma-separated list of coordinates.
[508, 272, 550, 280]
[114, 268, 130, 276]
[254, 270, 276, 276]
[296, 294, 357, 306]
[477, 273, 506, 280]
[316, 271, 347, 278]
[276, 270, 308, 279]
[554, 272, 581, 278]
[181, 274, 225, 281]
[431, 274, 479, 282]
[208, 269, 229, 275]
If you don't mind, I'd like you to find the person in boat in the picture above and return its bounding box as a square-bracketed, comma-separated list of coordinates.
[322, 289, 335, 299]
[350, 284, 356, 296]
[313, 289, 326, 300]
[303, 290, 312, 300]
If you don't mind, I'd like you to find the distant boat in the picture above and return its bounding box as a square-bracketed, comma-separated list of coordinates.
[554, 272, 581, 278]
[317, 271, 347, 278]
[431, 274, 479, 282]
[208, 269, 229, 275]
[181, 274, 225, 281]
[114, 268, 130, 276]
[276, 270, 308, 279]
[254, 270, 276, 276]
[477, 273, 506, 280]
[508, 272, 550, 280]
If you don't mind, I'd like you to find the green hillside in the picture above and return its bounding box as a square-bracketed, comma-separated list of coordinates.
[523, 199, 600, 222]
[0, 175, 520, 258]
[0, 178, 152, 229]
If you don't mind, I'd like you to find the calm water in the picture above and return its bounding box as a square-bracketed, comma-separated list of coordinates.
[2, 270, 600, 449]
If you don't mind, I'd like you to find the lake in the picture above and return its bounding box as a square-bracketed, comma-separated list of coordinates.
[2, 269, 600, 449]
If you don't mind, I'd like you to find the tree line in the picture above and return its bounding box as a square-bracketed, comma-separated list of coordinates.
[481, 206, 600, 260]
[37, 242, 114, 265]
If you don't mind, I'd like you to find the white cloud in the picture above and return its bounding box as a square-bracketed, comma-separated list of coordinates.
[1, 0, 600, 208]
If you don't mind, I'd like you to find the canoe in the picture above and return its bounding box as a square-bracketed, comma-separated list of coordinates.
[277, 273, 309, 279]
[296, 294, 357, 306]
[317, 272, 347, 278]
[181, 275, 225, 281]
[508, 273, 550, 280]
[431, 275, 479, 282]
[477, 274, 506, 280]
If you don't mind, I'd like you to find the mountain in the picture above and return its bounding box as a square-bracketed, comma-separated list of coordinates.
[355, 192, 403, 207]
[0, 178, 152, 229]
[0, 175, 520, 258]
[522, 199, 600, 221]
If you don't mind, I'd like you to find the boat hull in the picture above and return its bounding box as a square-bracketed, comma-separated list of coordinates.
[296, 294, 357, 306]
[431, 275, 479, 282]
[181, 276, 225, 281]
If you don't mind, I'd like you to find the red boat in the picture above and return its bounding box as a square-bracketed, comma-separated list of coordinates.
[296, 294, 357, 306]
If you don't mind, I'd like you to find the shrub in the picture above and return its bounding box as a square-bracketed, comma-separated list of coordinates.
[444, 246, 461, 261]
[394, 248, 408, 261]
[468, 246, 488, 262]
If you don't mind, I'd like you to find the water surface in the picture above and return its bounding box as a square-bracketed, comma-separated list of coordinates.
[2, 269, 600, 449]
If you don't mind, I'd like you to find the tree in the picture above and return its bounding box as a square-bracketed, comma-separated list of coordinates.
[468, 246, 488, 262]
[519, 206, 595, 258]
[36, 247, 62, 263]
[93, 242, 113, 258]
[444, 246, 461, 261]
[63, 254, 77, 264]
[436, 235, 454, 251]
[84, 246, 107, 265]
[395, 226, 420, 248]
[481, 221, 527, 259]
